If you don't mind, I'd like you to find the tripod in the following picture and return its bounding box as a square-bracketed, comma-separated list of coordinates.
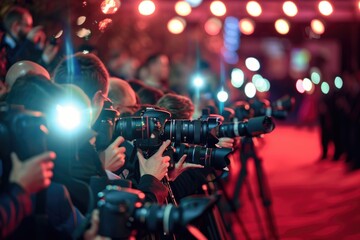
[232, 136, 279, 240]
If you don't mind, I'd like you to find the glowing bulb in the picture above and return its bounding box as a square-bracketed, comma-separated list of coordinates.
[246, 1, 262, 17]
[239, 18, 255, 35]
[217, 89, 229, 102]
[282, 1, 298, 17]
[311, 19, 325, 35]
[245, 57, 260, 71]
[138, 0, 155, 16]
[319, 1, 333, 16]
[167, 17, 186, 34]
[321, 82, 330, 94]
[296, 79, 305, 93]
[204, 17, 222, 35]
[210, 1, 226, 17]
[244, 82, 256, 98]
[175, 1, 192, 16]
[334, 76, 343, 89]
[231, 68, 244, 88]
[275, 19, 290, 35]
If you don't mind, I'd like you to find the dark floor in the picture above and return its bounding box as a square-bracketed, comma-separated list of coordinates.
[226, 124, 360, 240]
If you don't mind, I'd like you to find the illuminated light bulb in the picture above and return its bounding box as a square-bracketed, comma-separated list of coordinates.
[101, 0, 120, 14]
[296, 79, 305, 93]
[239, 18, 255, 35]
[175, 1, 192, 16]
[77, 16, 86, 25]
[246, 1, 262, 17]
[334, 76, 343, 89]
[283, 1, 298, 17]
[245, 57, 260, 71]
[167, 17, 186, 34]
[210, 1, 226, 17]
[321, 82, 330, 94]
[275, 19, 290, 35]
[231, 68, 244, 88]
[204, 17, 222, 35]
[311, 19, 325, 35]
[302, 78, 313, 92]
[185, 0, 202, 7]
[318, 1, 333, 16]
[217, 89, 229, 102]
[138, 0, 156, 16]
[244, 82, 256, 98]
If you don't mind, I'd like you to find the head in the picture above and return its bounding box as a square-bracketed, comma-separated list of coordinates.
[156, 93, 194, 120]
[53, 53, 109, 125]
[137, 85, 164, 105]
[5, 60, 51, 91]
[108, 77, 138, 115]
[3, 7, 33, 41]
[145, 54, 170, 81]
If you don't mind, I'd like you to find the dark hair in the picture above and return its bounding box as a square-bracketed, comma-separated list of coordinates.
[137, 85, 164, 105]
[156, 93, 194, 120]
[3, 7, 30, 32]
[53, 53, 109, 99]
[6, 74, 64, 112]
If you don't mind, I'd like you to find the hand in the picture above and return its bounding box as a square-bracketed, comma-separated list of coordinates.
[216, 137, 235, 149]
[137, 140, 171, 180]
[83, 209, 110, 240]
[41, 42, 59, 64]
[167, 154, 204, 181]
[99, 136, 126, 172]
[26, 26, 46, 48]
[9, 151, 56, 194]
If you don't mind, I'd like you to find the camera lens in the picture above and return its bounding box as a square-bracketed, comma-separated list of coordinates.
[174, 144, 231, 170]
[114, 116, 160, 140]
[162, 119, 219, 146]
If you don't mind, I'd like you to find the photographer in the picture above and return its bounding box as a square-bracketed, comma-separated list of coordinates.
[0, 6, 59, 81]
[0, 151, 55, 238]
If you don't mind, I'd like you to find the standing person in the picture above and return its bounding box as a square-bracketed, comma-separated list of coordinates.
[141, 53, 170, 91]
[0, 6, 59, 81]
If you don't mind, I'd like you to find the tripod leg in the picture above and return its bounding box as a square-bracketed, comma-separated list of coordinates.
[253, 156, 279, 240]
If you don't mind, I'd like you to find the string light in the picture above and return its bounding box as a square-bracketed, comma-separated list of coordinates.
[246, 1, 262, 17]
[318, 1, 333, 16]
[138, 0, 156, 16]
[210, 1, 226, 17]
[283, 1, 298, 17]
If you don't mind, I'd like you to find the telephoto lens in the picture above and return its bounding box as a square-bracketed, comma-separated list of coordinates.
[217, 116, 275, 138]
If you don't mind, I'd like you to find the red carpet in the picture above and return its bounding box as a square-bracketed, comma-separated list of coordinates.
[228, 124, 360, 240]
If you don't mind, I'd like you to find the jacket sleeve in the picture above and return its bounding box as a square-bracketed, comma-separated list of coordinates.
[136, 174, 168, 204]
[0, 183, 33, 238]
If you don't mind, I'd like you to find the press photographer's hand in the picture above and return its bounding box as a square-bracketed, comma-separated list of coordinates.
[9, 151, 56, 194]
[27, 26, 46, 48]
[137, 140, 171, 180]
[99, 136, 126, 172]
[167, 154, 204, 181]
[216, 137, 235, 149]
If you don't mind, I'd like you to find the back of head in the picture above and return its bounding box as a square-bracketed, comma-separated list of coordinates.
[156, 93, 194, 119]
[108, 77, 138, 114]
[137, 85, 164, 105]
[53, 53, 109, 99]
[3, 6, 30, 32]
[5, 60, 51, 90]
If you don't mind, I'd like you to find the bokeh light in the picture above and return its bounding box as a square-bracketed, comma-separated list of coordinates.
[321, 82, 330, 94]
[101, 0, 120, 14]
[310, 70, 321, 84]
[275, 19, 290, 35]
[302, 78, 313, 92]
[244, 82, 257, 98]
[175, 1, 192, 16]
[239, 18, 255, 35]
[318, 1, 333, 16]
[245, 57, 260, 71]
[138, 0, 156, 16]
[311, 19, 325, 35]
[193, 75, 204, 88]
[77, 28, 91, 38]
[204, 18, 222, 35]
[334, 76, 343, 89]
[185, 0, 202, 7]
[217, 89, 229, 102]
[231, 68, 244, 88]
[167, 17, 186, 34]
[77, 16, 86, 25]
[246, 1, 262, 17]
[283, 1, 298, 17]
[296, 79, 305, 93]
[210, 1, 227, 17]
[98, 18, 113, 32]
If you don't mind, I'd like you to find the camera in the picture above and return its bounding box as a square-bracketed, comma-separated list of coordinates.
[97, 185, 218, 239]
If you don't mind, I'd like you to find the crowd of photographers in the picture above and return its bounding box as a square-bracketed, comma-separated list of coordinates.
[0, 6, 285, 239]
